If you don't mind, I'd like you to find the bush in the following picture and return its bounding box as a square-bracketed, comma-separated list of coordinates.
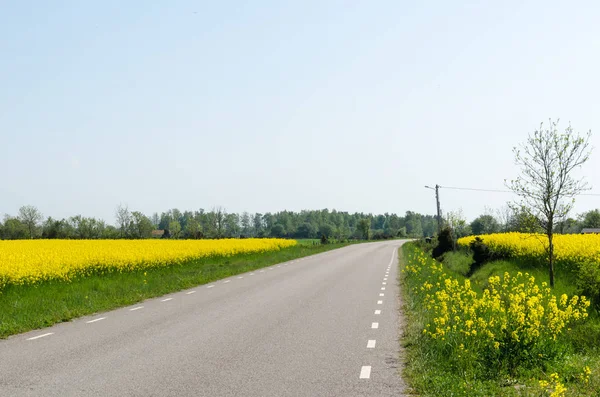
[432, 227, 453, 259]
[468, 237, 492, 276]
[577, 260, 600, 309]
[320, 234, 329, 245]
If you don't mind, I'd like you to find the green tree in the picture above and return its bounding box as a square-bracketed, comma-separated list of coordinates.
[470, 215, 500, 235]
[18, 205, 43, 239]
[296, 222, 317, 238]
[508, 119, 592, 287]
[270, 224, 286, 238]
[582, 209, 600, 229]
[115, 204, 131, 238]
[131, 211, 154, 239]
[2, 216, 28, 239]
[169, 220, 182, 239]
[358, 218, 370, 240]
[318, 223, 335, 239]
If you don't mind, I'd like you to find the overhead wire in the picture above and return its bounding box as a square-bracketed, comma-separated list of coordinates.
[438, 185, 600, 197]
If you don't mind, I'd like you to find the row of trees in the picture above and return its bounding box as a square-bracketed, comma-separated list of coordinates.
[0, 205, 439, 240]
[445, 207, 600, 238]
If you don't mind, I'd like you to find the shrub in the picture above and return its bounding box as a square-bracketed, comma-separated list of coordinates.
[432, 227, 454, 259]
[468, 237, 492, 276]
[577, 260, 600, 309]
[320, 234, 329, 245]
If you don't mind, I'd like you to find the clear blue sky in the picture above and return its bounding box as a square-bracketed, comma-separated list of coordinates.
[2, 1, 599, 224]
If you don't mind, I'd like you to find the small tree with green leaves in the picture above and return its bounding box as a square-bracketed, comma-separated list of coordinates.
[18, 205, 43, 239]
[507, 119, 592, 287]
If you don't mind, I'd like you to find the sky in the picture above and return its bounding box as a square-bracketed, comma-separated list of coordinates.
[1, 0, 599, 224]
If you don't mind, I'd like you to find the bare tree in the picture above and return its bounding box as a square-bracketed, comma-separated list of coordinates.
[115, 204, 131, 238]
[18, 205, 43, 239]
[507, 119, 592, 287]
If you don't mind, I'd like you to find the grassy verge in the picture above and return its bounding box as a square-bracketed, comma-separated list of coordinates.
[0, 241, 352, 339]
[400, 243, 600, 396]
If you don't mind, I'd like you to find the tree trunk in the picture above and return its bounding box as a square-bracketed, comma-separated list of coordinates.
[548, 232, 555, 288]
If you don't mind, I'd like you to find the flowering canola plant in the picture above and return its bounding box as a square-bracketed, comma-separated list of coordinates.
[457, 233, 600, 270]
[0, 239, 296, 289]
[403, 245, 590, 375]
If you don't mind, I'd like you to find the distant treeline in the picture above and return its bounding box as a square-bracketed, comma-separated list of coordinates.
[0, 205, 437, 240]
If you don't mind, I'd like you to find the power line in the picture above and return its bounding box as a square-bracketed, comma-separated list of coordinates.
[439, 185, 600, 197]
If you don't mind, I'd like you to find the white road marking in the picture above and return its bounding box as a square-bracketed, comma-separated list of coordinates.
[360, 366, 372, 379]
[389, 250, 395, 267]
[237, 276, 243, 279]
[186, 291, 196, 295]
[381, 287, 385, 290]
[27, 333, 53, 340]
[375, 310, 381, 314]
[223, 280, 231, 283]
[129, 306, 144, 311]
[372, 322, 379, 329]
[86, 317, 106, 324]
[377, 300, 383, 305]
[250, 273, 255, 276]
[367, 340, 376, 348]
[382, 282, 387, 285]
[260, 270, 265, 273]
[207, 285, 215, 288]
[277, 266, 281, 268]
[161, 298, 173, 302]
[379, 293, 384, 296]
[384, 278, 388, 281]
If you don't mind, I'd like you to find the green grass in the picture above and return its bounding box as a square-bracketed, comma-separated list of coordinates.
[400, 243, 600, 396]
[0, 241, 352, 339]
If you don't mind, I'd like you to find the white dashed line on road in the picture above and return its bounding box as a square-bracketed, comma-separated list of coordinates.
[161, 298, 173, 302]
[129, 306, 144, 311]
[374, 310, 381, 315]
[367, 340, 376, 348]
[223, 280, 231, 283]
[377, 300, 383, 305]
[186, 291, 196, 295]
[381, 287, 385, 290]
[86, 317, 106, 324]
[207, 285, 215, 288]
[27, 333, 53, 341]
[379, 293, 384, 296]
[382, 282, 387, 285]
[260, 270, 265, 273]
[360, 366, 372, 379]
[372, 322, 379, 329]
[237, 276, 243, 279]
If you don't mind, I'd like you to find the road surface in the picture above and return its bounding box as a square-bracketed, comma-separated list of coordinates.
[0, 240, 407, 397]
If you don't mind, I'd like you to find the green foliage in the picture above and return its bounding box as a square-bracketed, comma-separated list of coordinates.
[357, 218, 370, 240]
[432, 227, 454, 259]
[270, 224, 286, 238]
[582, 209, 600, 229]
[470, 215, 500, 235]
[577, 261, 600, 310]
[2, 206, 441, 241]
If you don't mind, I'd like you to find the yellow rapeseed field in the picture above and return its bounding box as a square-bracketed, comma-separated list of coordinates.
[0, 239, 296, 289]
[458, 233, 600, 268]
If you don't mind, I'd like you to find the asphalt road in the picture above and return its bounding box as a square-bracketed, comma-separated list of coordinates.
[0, 241, 407, 397]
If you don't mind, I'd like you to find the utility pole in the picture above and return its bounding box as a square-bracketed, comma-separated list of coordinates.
[425, 185, 442, 234]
